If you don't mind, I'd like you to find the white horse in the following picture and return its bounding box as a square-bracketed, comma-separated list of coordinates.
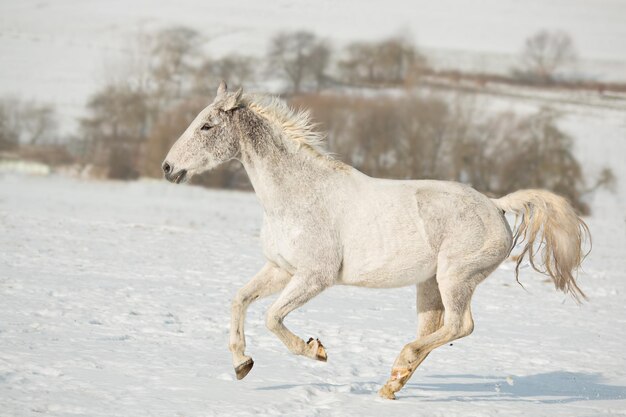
[163, 82, 590, 399]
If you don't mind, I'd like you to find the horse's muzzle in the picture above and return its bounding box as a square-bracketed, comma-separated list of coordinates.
[162, 161, 187, 184]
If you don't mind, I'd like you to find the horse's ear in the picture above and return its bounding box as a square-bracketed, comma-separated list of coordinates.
[221, 87, 243, 111]
[217, 80, 227, 97]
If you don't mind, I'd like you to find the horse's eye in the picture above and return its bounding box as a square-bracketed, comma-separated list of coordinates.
[201, 123, 212, 131]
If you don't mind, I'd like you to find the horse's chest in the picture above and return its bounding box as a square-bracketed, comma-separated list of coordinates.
[260, 218, 306, 273]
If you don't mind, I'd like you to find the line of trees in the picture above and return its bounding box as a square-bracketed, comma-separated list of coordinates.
[0, 26, 612, 214]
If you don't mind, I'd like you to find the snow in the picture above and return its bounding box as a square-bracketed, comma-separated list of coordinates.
[1, 171, 626, 416]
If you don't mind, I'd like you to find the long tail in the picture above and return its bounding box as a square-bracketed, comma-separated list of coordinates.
[491, 189, 591, 303]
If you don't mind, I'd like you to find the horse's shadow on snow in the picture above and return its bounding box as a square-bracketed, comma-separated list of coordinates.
[258, 371, 626, 403]
[401, 371, 626, 403]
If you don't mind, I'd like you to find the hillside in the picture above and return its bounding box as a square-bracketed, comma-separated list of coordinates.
[1, 0, 626, 134]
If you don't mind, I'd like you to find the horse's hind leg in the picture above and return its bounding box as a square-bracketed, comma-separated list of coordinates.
[229, 262, 291, 379]
[391, 277, 445, 387]
[379, 269, 482, 400]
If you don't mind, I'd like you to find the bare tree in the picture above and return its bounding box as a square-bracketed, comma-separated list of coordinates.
[338, 42, 376, 83]
[308, 41, 332, 91]
[195, 54, 257, 94]
[149, 26, 203, 101]
[0, 97, 22, 150]
[517, 30, 577, 83]
[267, 31, 330, 93]
[0, 97, 58, 149]
[339, 36, 427, 85]
[20, 102, 57, 145]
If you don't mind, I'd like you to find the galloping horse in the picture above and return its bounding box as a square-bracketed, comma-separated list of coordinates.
[162, 82, 589, 399]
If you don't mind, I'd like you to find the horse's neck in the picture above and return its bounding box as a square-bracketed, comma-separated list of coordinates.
[239, 140, 334, 216]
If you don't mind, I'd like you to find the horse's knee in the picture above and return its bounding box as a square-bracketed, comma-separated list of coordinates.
[231, 289, 246, 308]
[265, 311, 282, 333]
[232, 289, 257, 312]
[231, 296, 243, 313]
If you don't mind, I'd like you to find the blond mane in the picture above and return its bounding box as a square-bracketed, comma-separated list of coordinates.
[242, 94, 346, 170]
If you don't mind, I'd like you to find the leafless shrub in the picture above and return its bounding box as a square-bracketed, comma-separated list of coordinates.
[513, 30, 577, 84]
[141, 98, 205, 178]
[338, 36, 428, 86]
[291, 94, 457, 180]
[0, 97, 21, 151]
[105, 146, 138, 180]
[16, 144, 74, 166]
[79, 85, 150, 179]
[452, 107, 591, 213]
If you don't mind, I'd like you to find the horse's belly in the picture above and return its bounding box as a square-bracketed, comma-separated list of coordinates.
[338, 244, 436, 288]
[337, 188, 438, 288]
[339, 264, 435, 288]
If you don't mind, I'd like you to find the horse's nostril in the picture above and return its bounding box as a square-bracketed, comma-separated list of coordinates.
[162, 162, 171, 174]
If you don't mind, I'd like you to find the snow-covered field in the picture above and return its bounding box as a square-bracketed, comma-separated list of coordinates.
[1, 172, 625, 416]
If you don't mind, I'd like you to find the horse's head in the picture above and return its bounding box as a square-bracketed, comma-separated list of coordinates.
[162, 81, 243, 183]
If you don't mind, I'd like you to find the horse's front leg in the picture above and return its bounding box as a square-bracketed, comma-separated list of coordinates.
[265, 270, 335, 362]
[230, 262, 291, 380]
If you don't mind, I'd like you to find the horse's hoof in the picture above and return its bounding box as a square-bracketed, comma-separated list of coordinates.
[378, 385, 397, 400]
[234, 358, 254, 380]
[306, 337, 328, 362]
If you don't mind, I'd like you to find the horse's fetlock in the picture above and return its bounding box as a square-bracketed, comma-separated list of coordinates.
[229, 341, 243, 353]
